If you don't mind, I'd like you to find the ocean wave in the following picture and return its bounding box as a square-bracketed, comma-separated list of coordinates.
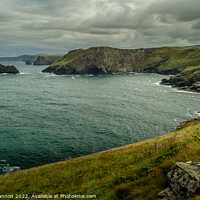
[173, 89, 197, 94]
[0, 160, 21, 175]
[154, 81, 161, 85]
[196, 111, 200, 116]
[0, 73, 9, 75]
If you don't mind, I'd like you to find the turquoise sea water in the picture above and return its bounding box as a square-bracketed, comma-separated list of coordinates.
[0, 61, 199, 174]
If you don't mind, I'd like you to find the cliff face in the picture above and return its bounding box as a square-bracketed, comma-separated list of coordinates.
[42, 46, 200, 76]
[33, 56, 61, 65]
[0, 64, 19, 74]
[42, 47, 155, 75]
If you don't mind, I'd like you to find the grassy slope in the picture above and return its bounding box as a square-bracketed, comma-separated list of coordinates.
[0, 118, 200, 199]
[134, 47, 200, 71]
[50, 48, 94, 67]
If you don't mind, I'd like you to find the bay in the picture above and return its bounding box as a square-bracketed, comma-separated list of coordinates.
[0, 61, 199, 174]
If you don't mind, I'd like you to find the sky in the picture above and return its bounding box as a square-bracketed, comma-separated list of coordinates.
[0, 0, 200, 56]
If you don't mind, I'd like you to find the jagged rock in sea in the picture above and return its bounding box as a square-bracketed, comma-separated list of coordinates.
[26, 60, 32, 65]
[0, 64, 19, 74]
[157, 161, 200, 200]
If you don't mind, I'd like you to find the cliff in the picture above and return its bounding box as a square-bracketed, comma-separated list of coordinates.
[0, 117, 200, 199]
[42, 47, 155, 75]
[0, 64, 19, 74]
[42, 46, 200, 92]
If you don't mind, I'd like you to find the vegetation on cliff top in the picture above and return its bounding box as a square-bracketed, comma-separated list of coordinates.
[134, 47, 200, 72]
[43, 45, 200, 76]
[0, 117, 200, 199]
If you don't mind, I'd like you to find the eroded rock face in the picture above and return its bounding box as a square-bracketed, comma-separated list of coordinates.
[42, 47, 155, 75]
[158, 161, 200, 200]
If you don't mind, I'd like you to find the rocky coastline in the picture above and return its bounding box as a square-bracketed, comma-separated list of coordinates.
[161, 66, 200, 92]
[42, 46, 200, 93]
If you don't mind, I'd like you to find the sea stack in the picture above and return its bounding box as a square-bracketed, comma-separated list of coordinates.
[0, 64, 19, 74]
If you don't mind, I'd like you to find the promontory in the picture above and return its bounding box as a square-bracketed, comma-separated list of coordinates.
[42, 45, 200, 92]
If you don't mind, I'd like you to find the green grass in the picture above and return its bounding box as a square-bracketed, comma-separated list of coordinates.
[0, 117, 200, 199]
[182, 65, 200, 73]
[134, 47, 200, 72]
[51, 48, 94, 67]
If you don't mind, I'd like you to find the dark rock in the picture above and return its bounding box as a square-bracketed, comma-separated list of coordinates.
[161, 67, 200, 92]
[25, 60, 32, 65]
[158, 161, 200, 200]
[161, 79, 169, 84]
[0, 64, 19, 74]
[42, 47, 155, 75]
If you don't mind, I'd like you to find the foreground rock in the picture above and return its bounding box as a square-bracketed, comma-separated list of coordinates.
[0, 64, 19, 74]
[157, 161, 200, 200]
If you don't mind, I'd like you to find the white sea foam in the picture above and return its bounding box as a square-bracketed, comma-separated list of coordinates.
[85, 74, 94, 77]
[0, 73, 8, 75]
[0, 160, 21, 174]
[154, 81, 161, 85]
[195, 111, 200, 116]
[173, 89, 196, 94]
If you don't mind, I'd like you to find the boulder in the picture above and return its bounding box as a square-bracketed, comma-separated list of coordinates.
[158, 161, 200, 200]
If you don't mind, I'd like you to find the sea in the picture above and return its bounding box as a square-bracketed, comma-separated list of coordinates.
[0, 61, 199, 174]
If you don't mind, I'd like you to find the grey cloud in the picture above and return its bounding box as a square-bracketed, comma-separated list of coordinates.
[0, 0, 200, 56]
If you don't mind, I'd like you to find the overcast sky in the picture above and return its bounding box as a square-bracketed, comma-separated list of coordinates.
[0, 0, 200, 56]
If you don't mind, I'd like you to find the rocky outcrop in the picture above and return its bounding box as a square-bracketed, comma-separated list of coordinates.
[176, 117, 200, 131]
[0, 64, 19, 74]
[42, 47, 155, 75]
[161, 66, 200, 92]
[25, 60, 32, 65]
[157, 161, 200, 200]
[33, 56, 61, 65]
